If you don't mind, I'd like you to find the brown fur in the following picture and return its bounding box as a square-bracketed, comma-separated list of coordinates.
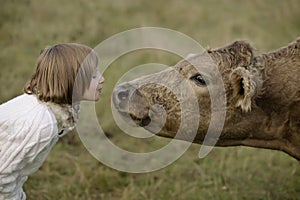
[113, 37, 300, 160]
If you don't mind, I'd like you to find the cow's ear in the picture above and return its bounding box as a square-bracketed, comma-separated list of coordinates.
[230, 67, 256, 112]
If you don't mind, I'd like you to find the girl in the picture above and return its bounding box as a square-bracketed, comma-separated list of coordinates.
[0, 43, 105, 199]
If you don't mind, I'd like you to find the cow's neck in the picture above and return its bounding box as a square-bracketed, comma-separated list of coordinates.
[219, 105, 300, 160]
[223, 52, 300, 160]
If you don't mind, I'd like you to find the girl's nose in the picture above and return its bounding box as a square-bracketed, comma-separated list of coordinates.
[99, 76, 105, 84]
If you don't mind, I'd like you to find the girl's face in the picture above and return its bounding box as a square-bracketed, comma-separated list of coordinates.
[82, 69, 105, 101]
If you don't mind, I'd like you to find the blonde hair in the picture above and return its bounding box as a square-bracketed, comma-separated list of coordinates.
[24, 43, 99, 104]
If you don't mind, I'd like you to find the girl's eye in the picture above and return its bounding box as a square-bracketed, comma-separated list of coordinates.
[190, 74, 208, 86]
[92, 71, 101, 79]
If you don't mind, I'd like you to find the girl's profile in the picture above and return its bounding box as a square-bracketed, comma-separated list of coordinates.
[0, 43, 104, 200]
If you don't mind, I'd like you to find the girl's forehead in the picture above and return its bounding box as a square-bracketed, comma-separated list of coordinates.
[93, 68, 102, 75]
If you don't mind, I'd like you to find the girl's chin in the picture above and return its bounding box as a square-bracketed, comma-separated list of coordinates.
[94, 93, 101, 101]
[94, 96, 100, 101]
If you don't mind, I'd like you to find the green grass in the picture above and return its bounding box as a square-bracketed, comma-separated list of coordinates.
[1, 0, 300, 199]
[23, 137, 300, 200]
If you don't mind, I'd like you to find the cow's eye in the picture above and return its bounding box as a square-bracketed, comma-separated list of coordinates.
[191, 74, 208, 86]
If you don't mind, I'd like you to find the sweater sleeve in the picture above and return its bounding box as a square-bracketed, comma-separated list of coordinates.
[0, 96, 59, 199]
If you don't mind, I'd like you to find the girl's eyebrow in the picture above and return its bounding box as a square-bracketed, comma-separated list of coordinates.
[93, 70, 101, 77]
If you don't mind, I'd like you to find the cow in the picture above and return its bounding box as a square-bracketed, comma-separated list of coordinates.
[112, 37, 300, 160]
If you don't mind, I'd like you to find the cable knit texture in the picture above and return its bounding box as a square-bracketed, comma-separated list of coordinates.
[0, 94, 77, 200]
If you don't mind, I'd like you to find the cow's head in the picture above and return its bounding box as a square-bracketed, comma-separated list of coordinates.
[112, 41, 263, 142]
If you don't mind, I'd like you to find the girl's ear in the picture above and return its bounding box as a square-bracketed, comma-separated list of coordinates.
[230, 67, 256, 112]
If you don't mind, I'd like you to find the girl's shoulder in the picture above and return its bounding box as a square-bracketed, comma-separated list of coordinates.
[0, 94, 52, 121]
[0, 94, 78, 136]
[0, 94, 43, 119]
[0, 94, 58, 134]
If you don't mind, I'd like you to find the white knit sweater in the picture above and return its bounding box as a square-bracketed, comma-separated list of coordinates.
[0, 94, 78, 200]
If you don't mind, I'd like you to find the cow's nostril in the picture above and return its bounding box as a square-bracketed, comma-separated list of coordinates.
[113, 83, 136, 108]
[118, 90, 129, 101]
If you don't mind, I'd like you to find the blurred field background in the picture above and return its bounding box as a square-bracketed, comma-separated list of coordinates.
[1, 0, 300, 199]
